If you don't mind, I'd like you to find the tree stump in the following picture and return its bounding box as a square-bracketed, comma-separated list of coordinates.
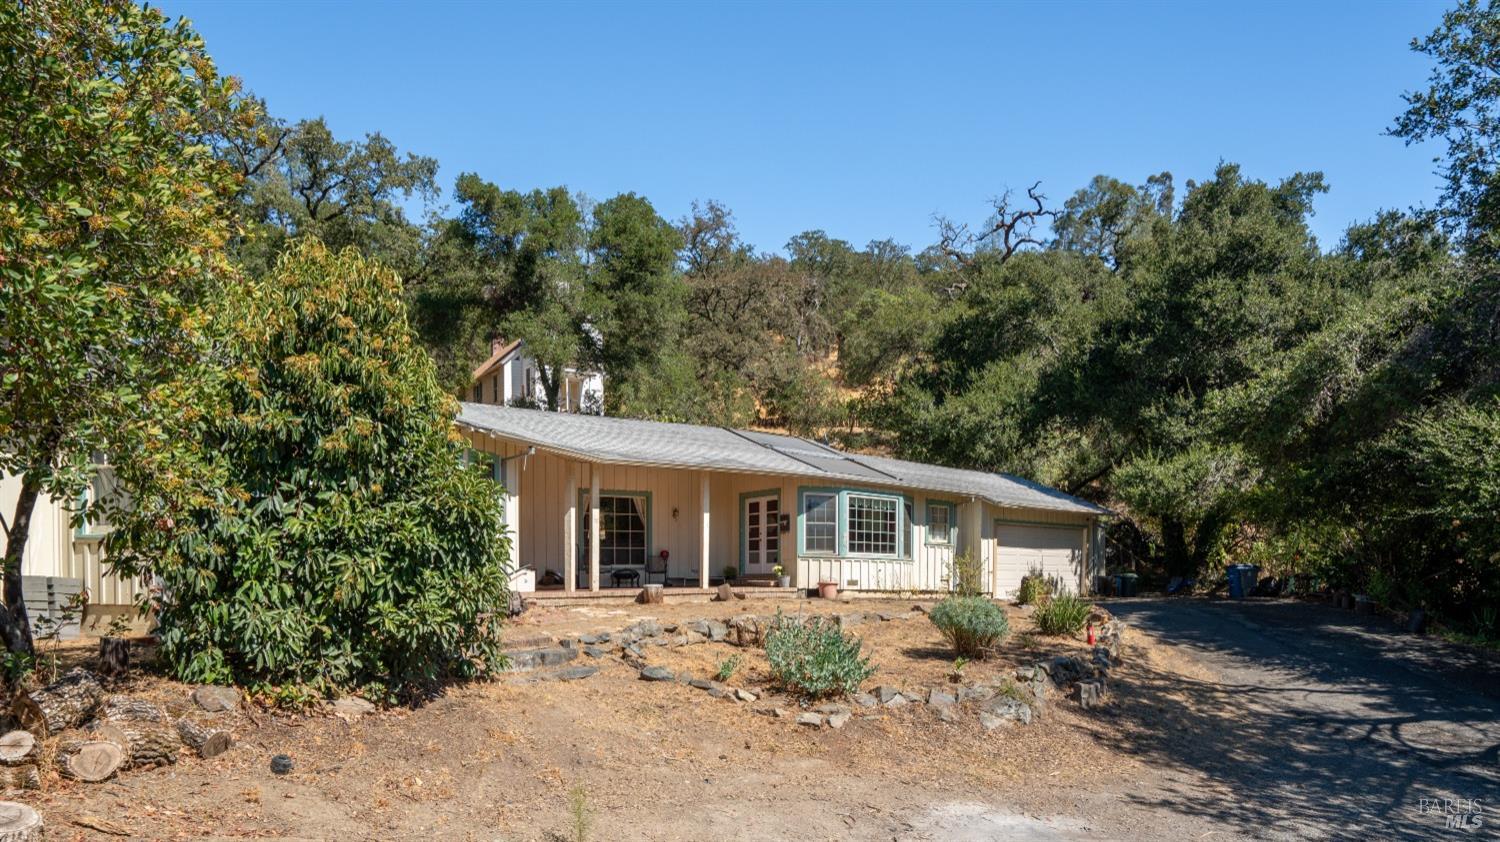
[0, 801, 42, 841]
[56, 739, 124, 782]
[98, 637, 129, 676]
[175, 718, 233, 759]
[0, 734, 35, 768]
[13, 668, 104, 738]
[638, 584, 665, 605]
[0, 767, 38, 792]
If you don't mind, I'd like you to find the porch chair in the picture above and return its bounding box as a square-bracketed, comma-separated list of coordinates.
[645, 554, 668, 586]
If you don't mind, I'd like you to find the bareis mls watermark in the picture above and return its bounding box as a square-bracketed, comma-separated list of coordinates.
[1417, 798, 1486, 832]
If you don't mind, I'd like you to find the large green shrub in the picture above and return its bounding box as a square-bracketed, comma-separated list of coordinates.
[112, 241, 510, 703]
[928, 596, 1009, 658]
[1033, 593, 1092, 637]
[764, 613, 875, 699]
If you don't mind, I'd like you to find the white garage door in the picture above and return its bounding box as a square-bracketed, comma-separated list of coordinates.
[993, 523, 1085, 599]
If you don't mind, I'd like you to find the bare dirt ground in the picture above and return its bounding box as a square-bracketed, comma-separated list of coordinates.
[21, 595, 1497, 840]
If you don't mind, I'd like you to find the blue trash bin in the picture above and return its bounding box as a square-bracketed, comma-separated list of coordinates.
[1227, 564, 1258, 599]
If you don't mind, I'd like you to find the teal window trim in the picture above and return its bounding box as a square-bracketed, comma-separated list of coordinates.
[577, 489, 653, 568]
[797, 487, 842, 557]
[738, 488, 782, 575]
[925, 501, 957, 546]
[797, 486, 913, 561]
[73, 487, 106, 540]
[464, 448, 502, 483]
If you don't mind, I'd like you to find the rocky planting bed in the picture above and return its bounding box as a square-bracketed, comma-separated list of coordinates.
[503, 601, 1128, 734]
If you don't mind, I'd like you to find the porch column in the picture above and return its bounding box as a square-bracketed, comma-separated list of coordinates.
[699, 472, 711, 589]
[564, 462, 578, 593]
[589, 465, 601, 592]
[503, 452, 521, 569]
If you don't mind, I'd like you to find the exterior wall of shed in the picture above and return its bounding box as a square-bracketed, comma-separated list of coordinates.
[0, 471, 141, 607]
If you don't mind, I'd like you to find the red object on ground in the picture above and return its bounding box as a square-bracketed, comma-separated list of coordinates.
[1086, 623, 1095, 645]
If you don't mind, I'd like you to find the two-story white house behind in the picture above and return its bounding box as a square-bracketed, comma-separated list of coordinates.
[469, 338, 604, 414]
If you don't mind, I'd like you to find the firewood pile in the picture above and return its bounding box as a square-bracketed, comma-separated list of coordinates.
[1, 667, 236, 788]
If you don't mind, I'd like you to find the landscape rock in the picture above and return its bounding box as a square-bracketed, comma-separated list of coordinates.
[583, 646, 610, 659]
[885, 694, 910, 709]
[502, 631, 554, 650]
[545, 666, 599, 682]
[827, 710, 851, 729]
[734, 688, 758, 703]
[958, 685, 997, 704]
[705, 620, 729, 642]
[836, 612, 865, 629]
[936, 706, 961, 723]
[851, 692, 877, 709]
[687, 678, 719, 691]
[814, 703, 851, 716]
[983, 697, 1033, 725]
[874, 685, 903, 704]
[796, 712, 824, 727]
[639, 666, 674, 682]
[507, 647, 579, 672]
[927, 689, 957, 707]
[1073, 680, 1106, 710]
[626, 620, 663, 639]
[876, 611, 908, 622]
[578, 632, 609, 645]
[329, 696, 375, 719]
[684, 620, 712, 636]
[192, 686, 240, 713]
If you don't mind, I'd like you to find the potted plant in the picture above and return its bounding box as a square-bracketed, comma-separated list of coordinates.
[817, 579, 839, 600]
[772, 564, 790, 588]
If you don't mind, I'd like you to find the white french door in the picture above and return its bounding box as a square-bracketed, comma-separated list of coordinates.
[743, 494, 780, 574]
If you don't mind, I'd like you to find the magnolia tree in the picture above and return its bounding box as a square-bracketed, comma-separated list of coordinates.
[110, 241, 510, 703]
[0, 0, 249, 655]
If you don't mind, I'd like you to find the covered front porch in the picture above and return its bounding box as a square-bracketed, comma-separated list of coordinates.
[466, 428, 792, 597]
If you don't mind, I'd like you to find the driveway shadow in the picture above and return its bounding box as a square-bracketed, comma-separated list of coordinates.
[1089, 598, 1500, 839]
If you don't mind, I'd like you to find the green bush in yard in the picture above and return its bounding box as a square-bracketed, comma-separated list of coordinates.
[1017, 574, 1052, 606]
[1033, 593, 1092, 637]
[110, 241, 510, 704]
[928, 596, 1009, 658]
[764, 612, 875, 699]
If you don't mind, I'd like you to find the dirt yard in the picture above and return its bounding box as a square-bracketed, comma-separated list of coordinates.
[18, 598, 1259, 840]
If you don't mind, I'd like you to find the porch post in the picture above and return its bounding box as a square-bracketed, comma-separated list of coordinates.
[564, 462, 578, 593]
[589, 465, 601, 592]
[503, 452, 521, 570]
[699, 472, 711, 590]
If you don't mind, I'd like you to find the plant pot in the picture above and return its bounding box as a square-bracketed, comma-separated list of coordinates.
[777, 576, 791, 588]
[817, 581, 839, 600]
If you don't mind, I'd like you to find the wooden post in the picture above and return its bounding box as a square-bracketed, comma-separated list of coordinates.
[589, 466, 601, 593]
[699, 473, 711, 590]
[564, 462, 578, 593]
[502, 450, 521, 572]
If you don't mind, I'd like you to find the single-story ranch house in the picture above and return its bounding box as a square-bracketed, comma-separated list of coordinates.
[457, 404, 1109, 599]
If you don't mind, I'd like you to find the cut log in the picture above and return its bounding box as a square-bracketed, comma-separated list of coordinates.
[0, 801, 42, 841]
[0, 733, 35, 767]
[174, 718, 233, 759]
[0, 766, 38, 792]
[57, 739, 124, 782]
[98, 695, 167, 723]
[13, 668, 103, 738]
[91, 720, 177, 768]
[638, 584, 665, 605]
[97, 637, 129, 676]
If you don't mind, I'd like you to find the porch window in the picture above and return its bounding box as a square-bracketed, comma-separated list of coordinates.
[926, 503, 953, 545]
[584, 494, 649, 566]
[802, 492, 837, 554]
[847, 493, 898, 556]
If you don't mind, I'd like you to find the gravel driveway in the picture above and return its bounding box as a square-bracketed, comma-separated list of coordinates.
[1099, 597, 1500, 840]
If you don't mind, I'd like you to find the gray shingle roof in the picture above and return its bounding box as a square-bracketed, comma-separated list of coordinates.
[456, 403, 1107, 516]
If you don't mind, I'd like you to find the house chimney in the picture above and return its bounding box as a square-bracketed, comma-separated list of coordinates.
[491, 336, 507, 355]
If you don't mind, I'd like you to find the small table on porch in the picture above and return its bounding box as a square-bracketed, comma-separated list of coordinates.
[609, 568, 641, 588]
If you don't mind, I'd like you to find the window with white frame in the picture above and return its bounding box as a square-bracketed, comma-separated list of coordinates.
[847, 494, 898, 556]
[927, 503, 953, 544]
[803, 492, 837, 554]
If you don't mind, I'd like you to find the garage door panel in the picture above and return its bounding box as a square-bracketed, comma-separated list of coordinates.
[994, 523, 1085, 599]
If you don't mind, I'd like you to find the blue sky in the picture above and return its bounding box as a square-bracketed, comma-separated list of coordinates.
[165, 0, 1449, 255]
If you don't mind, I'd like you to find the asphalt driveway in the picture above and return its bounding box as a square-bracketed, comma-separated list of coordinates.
[1099, 597, 1500, 840]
